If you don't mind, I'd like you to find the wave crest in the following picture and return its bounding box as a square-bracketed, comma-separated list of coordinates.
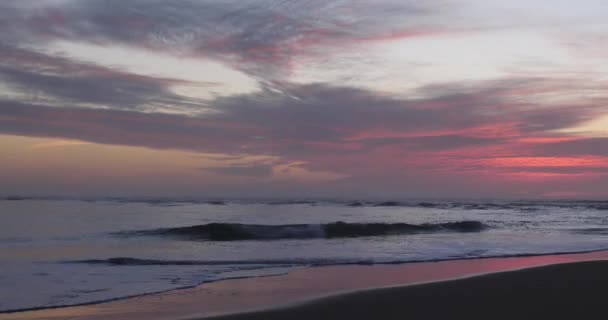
[117, 221, 489, 241]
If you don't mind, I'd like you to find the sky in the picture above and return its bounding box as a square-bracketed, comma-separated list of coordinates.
[1, 0, 608, 199]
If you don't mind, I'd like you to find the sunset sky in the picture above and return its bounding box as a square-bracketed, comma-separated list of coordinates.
[2, 0, 608, 198]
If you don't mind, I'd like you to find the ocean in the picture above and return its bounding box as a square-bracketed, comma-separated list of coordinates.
[1, 198, 608, 312]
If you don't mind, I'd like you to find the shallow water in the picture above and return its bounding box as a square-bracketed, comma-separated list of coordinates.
[1, 198, 607, 312]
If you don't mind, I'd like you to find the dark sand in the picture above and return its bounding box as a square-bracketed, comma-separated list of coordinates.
[206, 261, 608, 320]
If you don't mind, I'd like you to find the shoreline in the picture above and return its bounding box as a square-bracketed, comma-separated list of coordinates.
[3, 249, 608, 320]
[4, 247, 608, 314]
[207, 260, 608, 320]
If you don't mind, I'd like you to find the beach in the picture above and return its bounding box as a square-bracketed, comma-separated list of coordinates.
[3, 250, 608, 320]
[208, 260, 608, 320]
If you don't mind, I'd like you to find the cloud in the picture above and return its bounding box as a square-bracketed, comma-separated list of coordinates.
[0, 65, 196, 111]
[3, 1, 608, 197]
[30, 139, 90, 149]
[360, 135, 503, 151]
[0, 80, 501, 157]
[0, 44, 210, 114]
[204, 164, 274, 178]
[0, 99, 259, 153]
[1, 78, 604, 173]
[539, 138, 608, 157]
[0, 0, 439, 80]
[2, 76, 608, 197]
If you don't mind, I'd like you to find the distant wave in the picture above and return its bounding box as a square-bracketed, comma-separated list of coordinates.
[347, 201, 538, 210]
[70, 257, 332, 266]
[5, 196, 608, 211]
[346, 200, 608, 211]
[1, 196, 33, 201]
[570, 228, 608, 235]
[135, 199, 608, 211]
[116, 221, 489, 241]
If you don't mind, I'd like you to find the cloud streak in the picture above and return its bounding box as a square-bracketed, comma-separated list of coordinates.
[0, 44, 211, 114]
[0, 0, 439, 80]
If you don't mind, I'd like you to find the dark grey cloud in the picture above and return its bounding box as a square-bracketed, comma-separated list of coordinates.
[0, 80, 599, 158]
[0, 99, 255, 153]
[539, 138, 608, 157]
[515, 106, 599, 133]
[210, 80, 603, 145]
[360, 135, 503, 151]
[210, 83, 491, 142]
[2, 77, 607, 198]
[0, 66, 197, 110]
[0, 44, 208, 112]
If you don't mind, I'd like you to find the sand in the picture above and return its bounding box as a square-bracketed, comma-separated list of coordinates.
[2, 250, 608, 320]
[206, 260, 608, 320]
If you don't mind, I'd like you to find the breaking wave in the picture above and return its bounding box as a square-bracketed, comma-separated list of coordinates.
[116, 221, 489, 241]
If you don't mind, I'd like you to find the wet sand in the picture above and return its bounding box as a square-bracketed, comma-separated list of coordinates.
[2, 250, 608, 320]
[208, 260, 608, 320]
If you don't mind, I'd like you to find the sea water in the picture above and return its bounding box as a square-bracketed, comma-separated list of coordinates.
[1, 198, 607, 312]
